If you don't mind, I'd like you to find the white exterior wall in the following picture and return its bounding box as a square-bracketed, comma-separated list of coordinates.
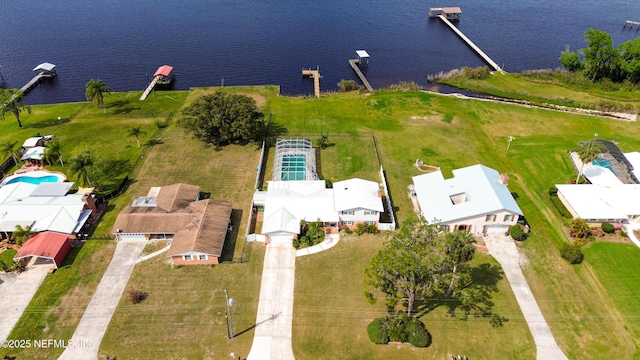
[443, 210, 519, 234]
[338, 207, 380, 224]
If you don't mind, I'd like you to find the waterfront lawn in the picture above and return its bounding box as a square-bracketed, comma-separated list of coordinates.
[6, 240, 115, 359]
[438, 72, 640, 111]
[293, 234, 535, 359]
[99, 243, 265, 359]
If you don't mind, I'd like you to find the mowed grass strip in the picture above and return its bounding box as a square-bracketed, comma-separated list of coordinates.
[99, 243, 265, 360]
[293, 234, 535, 359]
[6, 241, 115, 359]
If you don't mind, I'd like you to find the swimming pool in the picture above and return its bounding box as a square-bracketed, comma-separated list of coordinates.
[2, 170, 66, 186]
[593, 157, 617, 176]
[281, 154, 307, 181]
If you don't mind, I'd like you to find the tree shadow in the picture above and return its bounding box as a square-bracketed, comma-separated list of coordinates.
[107, 100, 141, 115]
[265, 122, 288, 146]
[413, 263, 508, 327]
[23, 116, 72, 129]
[220, 209, 243, 262]
[145, 138, 164, 147]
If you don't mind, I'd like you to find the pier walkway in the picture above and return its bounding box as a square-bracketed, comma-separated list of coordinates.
[348, 59, 374, 92]
[437, 15, 504, 73]
[139, 76, 160, 101]
[302, 68, 321, 97]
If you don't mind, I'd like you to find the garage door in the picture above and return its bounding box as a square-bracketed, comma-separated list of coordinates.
[485, 225, 508, 234]
[119, 233, 147, 241]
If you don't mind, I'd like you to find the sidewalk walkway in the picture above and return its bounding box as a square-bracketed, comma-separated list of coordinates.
[296, 234, 339, 257]
[0, 265, 49, 342]
[484, 234, 568, 360]
[58, 240, 146, 360]
[247, 242, 296, 360]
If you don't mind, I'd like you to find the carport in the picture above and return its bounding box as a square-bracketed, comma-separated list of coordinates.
[14, 231, 72, 269]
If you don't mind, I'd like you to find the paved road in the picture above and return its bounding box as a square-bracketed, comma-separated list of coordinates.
[484, 234, 568, 360]
[58, 240, 146, 360]
[0, 265, 49, 341]
[247, 242, 296, 360]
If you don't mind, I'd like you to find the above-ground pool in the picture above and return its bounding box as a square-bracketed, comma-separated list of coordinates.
[1, 170, 66, 186]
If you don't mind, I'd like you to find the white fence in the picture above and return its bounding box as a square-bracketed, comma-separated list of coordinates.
[245, 233, 266, 243]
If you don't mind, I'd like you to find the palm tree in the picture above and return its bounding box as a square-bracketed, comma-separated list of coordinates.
[0, 88, 31, 128]
[128, 126, 145, 148]
[576, 140, 602, 184]
[85, 79, 111, 114]
[11, 224, 34, 246]
[0, 140, 19, 165]
[44, 139, 64, 166]
[69, 151, 94, 187]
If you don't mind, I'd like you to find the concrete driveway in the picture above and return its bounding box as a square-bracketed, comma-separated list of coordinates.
[58, 240, 146, 360]
[247, 242, 296, 360]
[484, 234, 568, 360]
[0, 265, 49, 341]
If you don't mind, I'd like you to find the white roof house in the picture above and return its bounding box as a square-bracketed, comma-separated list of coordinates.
[0, 182, 91, 234]
[261, 180, 337, 241]
[333, 178, 383, 212]
[412, 164, 523, 226]
[22, 137, 43, 149]
[20, 146, 46, 161]
[556, 184, 640, 222]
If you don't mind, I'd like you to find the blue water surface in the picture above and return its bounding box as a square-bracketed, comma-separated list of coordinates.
[0, 0, 638, 104]
[6, 175, 61, 185]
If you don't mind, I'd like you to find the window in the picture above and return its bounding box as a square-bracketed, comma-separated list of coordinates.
[183, 255, 192, 261]
[364, 210, 377, 215]
[341, 211, 355, 215]
[449, 193, 467, 205]
[503, 214, 514, 222]
[343, 221, 354, 225]
[485, 214, 496, 222]
[198, 254, 208, 261]
[364, 221, 376, 225]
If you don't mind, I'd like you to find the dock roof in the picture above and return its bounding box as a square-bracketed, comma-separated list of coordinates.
[356, 50, 370, 58]
[33, 63, 56, 72]
[154, 65, 173, 77]
[442, 7, 462, 14]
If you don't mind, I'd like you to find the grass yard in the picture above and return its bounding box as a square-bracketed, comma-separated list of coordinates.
[0, 248, 17, 267]
[99, 242, 265, 359]
[581, 242, 640, 358]
[5, 241, 115, 359]
[293, 234, 535, 359]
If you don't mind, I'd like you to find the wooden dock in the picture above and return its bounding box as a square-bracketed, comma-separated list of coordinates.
[139, 76, 160, 101]
[348, 59, 374, 92]
[437, 15, 504, 73]
[302, 68, 321, 97]
[625, 20, 640, 28]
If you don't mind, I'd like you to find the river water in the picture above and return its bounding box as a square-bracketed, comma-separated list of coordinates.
[0, 0, 638, 104]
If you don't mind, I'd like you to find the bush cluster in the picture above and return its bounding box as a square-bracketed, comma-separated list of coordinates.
[366, 315, 431, 347]
[354, 223, 379, 235]
[509, 224, 527, 241]
[461, 66, 490, 79]
[601, 222, 615, 234]
[127, 287, 146, 304]
[560, 244, 584, 264]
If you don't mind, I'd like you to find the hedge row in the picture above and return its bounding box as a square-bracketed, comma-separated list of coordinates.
[367, 314, 432, 347]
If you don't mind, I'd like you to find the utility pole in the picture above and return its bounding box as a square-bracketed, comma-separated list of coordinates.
[224, 289, 235, 339]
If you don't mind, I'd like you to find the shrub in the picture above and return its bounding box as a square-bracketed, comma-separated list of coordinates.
[338, 79, 360, 92]
[387, 314, 409, 343]
[355, 223, 380, 236]
[406, 319, 432, 348]
[601, 222, 615, 234]
[570, 218, 591, 238]
[127, 287, 146, 304]
[509, 224, 527, 241]
[560, 244, 584, 264]
[621, 230, 628, 237]
[367, 318, 389, 344]
[549, 192, 573, 219]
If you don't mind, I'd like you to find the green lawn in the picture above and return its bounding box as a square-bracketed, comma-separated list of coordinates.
[6, 240, 115, 359]
[294, 234, 535, 359]
[0, 248, 17, 267]
[3, 81, 640, 358]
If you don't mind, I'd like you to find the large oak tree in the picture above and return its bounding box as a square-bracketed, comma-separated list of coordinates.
[179, 92, 265, 149]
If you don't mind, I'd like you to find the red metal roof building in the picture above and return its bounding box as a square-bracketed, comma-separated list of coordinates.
[14, 231, 72, 268]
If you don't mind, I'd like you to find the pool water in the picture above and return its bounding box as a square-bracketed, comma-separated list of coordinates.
[281, 155, 307, 181]
[593, 158, 617, 176]
[5, 175, 61, 185]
